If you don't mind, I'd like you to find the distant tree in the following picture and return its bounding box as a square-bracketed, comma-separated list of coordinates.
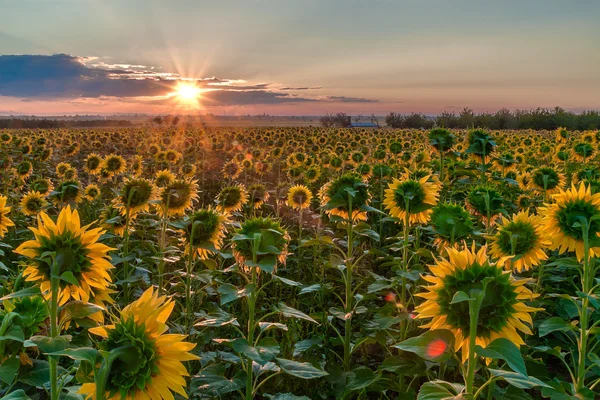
[457, 107, 475, 128]
[320, 112, 351, 128]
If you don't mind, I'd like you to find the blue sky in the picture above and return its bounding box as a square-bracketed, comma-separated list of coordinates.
[0, 0, 598, 115]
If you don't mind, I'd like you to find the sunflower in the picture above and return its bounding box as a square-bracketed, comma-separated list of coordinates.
[428, 128, 456, 153]
[82, 153, 101, 176]
[14, 206, 114, 305]
[100, 205, 130, 237]
[287, 185, 313, 210]
[80, 288, 198, 399]
[488, 211, 549, 272]
[319, 174, 370, 222]
[20, 191, 48, 216]
[430, 203, 474, 251]
[528, 167, 566, 195]
[0, 195, 15, 238]
[466, 185, 504, 227]
[158, 179, 199, 217]
[84, 184, 101, 201]
[49, 180, 82, 206]
[572, 141, 595, 163]
[384, 175, 440, 225]
[16, 160, 33, 179]
[555, 127, 569, 143]
[516, 194, 533, 211]
[216, 185, 249, 214]
[130, 155, 144, 176]
[466, 130, 496, 163]
[539, 183, 600, 261]
[114, 178, 159, 216]
[247, 183, 270, 209]
[180, 207, 229, 259]
[222, 160, 242, 180]
[102, 154, 127, 177]
[56, 162, 72, 177]
[180, 163, 196, 178]
[415, 244, 541, 362]
[155, 169, 176, 188]
[516, 172, 532, 191]
[232, 217, 290, 274]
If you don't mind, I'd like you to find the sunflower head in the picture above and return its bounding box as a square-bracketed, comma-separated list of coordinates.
[82, 288, 198, 400]
[428, 128, 456, 153]
[49, 180, 82, 206]
[154, 169, 175, 188]
[84, 184, 101, 201]
[159, 179, 199, 217]
[488, 211, 549, 272]
[0, 195, 15, 238]
[415, 244, 540, 361]
[14, 206, 114, 305]
[20, 191, 48, 216]
[102, 154, 127, 176]
[247, 183, 270, 209]
[371, 164, 394, 180]
[466, 129, 496, 162]
[181, 207, 228, 259]
[232, 217, 290, 274]
[540, 182, 600, 260]
[430, 203, 473, 248]
[116, 178, 158, 215]
[216, 185, 249, 214]
[16, 160, 33, 178]
[529, 167, 565, 195]
[466, 185, 504, 227]
[572, 141, 595, 162]
[287, 185, 313, 210]
[222, 160, 241, 180]
[384, 176, 440, 225]
[320, 173, 370, 222]
[100, 205, 129, 237]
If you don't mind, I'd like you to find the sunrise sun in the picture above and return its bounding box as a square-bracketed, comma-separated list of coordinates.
[175, 82, 202, 100]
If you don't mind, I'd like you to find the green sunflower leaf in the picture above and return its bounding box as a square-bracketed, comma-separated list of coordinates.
[394, 329, 455, 362]
[449, 291, 474, 304]
[276, 358, 328, 379]
[0, 357, 20, 384]
[0, 286, 41, 301]
[48, 347, 98, 364]
[0, 389, 30, 400]
[538, 317, 574, 337]
[488, 369, 551, 389]
[474, 338, 527, 376]
[416, 380, 464, 400]
[276, 303, 318, 324]
[27, 335, 72, 354]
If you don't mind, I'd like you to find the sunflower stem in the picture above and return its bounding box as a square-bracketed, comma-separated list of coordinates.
[186, 227, 195, 333]
[576, 219, 591, 391]
[343, 197, 354, 372]
[49, 260, 60, 400]
[245, 238, 259, 400]
[466, 289, 484, 396]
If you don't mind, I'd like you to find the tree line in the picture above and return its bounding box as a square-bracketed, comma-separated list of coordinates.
[385, 107, 600, 130]
[0, 118, 133, 129]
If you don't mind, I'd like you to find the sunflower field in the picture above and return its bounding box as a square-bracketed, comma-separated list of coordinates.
[0, 126, 599, 400]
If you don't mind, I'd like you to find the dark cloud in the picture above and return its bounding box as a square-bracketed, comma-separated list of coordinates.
[278, 86, 323, 91]
[325, 96, 379, 103]
[204, 90, 316, 105]
[0, 54, 174, 98]
[0, 54, 380, 105]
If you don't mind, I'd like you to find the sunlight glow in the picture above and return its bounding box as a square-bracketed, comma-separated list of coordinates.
[175, 82, 202, 101]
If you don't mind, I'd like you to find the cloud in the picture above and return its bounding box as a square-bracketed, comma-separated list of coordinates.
[0, 54, 381, 106]
[324, 96, 379, 103]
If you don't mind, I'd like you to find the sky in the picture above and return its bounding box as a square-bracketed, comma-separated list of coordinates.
[0, 0, 599, 116]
